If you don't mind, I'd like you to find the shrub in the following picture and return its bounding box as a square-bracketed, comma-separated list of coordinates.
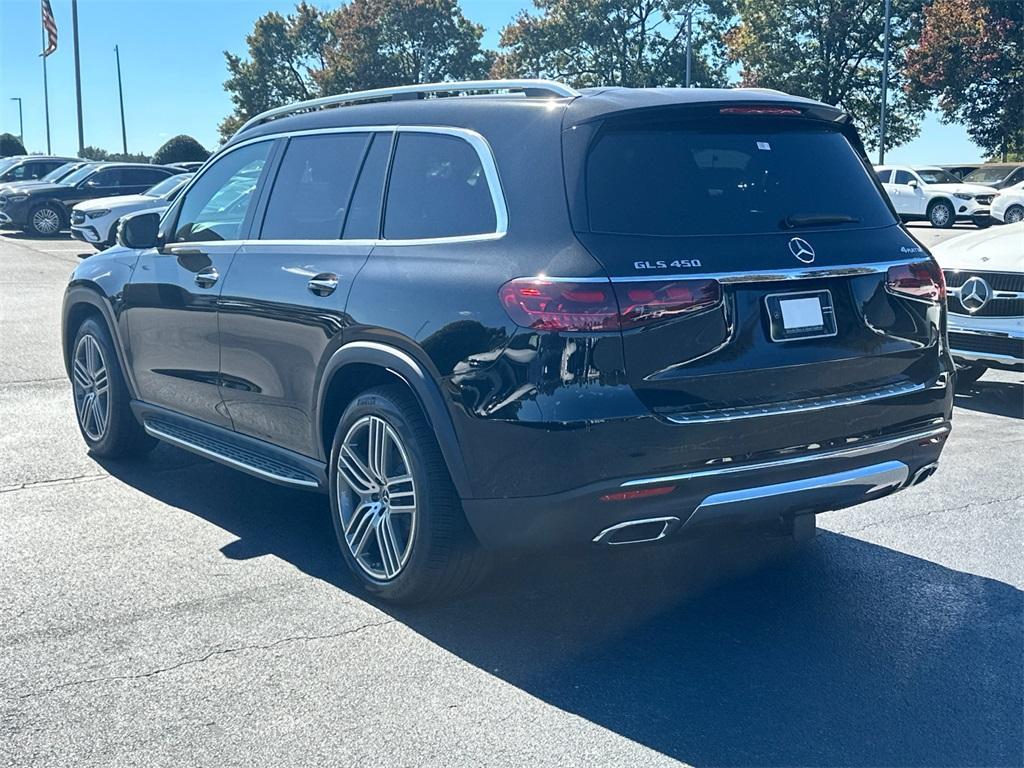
[152, 135, 209, 165]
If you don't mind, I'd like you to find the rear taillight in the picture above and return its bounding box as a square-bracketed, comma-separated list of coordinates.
[498, 277, 722, 332]
[498, 279, 620, 332]
[613, 279, 721, 329]
[885, 260, 946, 302]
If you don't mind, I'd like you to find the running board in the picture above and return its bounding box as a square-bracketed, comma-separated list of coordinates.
[141, 415, 323, 490]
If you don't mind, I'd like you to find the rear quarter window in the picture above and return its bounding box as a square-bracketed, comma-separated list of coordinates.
[383, 132, 497, 240]
[586, 120, 896, 236]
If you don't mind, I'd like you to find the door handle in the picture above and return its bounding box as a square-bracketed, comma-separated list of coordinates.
[195, 266, 220, 288]
[307, 273, 339, 297]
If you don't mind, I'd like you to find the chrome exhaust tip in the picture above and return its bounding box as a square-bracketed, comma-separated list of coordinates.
[593, 516, 681, 546]
[909, 462, 939, 487]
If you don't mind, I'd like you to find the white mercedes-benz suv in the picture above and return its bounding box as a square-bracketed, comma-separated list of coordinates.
[876, 165, 998, 228]
[931, 222, 1024, 387]
[70, 172, 192, 250]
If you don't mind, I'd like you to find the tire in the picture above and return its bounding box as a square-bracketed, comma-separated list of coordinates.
[954, 364, 986, 390]
[928, 199, 955, 229]
[26, 203, 64, 236]
[1004, 205, 1024, 224]
[70, 317, 157, 458]
[328, 385, 489, 603]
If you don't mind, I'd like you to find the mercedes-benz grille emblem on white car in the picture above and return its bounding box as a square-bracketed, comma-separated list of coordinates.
[960, 276, 992, 312]
[788, 237, 815, 264]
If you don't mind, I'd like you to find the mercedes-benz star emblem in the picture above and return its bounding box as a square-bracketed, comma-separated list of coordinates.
[960, 276, 991, 312]
[788, 237, 815, 264]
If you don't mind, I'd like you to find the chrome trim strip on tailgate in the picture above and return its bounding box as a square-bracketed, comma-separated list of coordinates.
[663, 380, 926, 424]
[620, 423, 949, 488]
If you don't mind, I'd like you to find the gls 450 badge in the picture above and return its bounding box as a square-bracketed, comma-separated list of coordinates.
[633, 259, 702, 270]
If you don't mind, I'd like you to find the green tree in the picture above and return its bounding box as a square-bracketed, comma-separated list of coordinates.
[0, 133, 26, 157]
[220, 0, 491, 141]
[905, 0, 1023, 160]
[220, 2, 337, 139]
[152, 135, 210, 165]
[493, 0, 732, 87]
[322, 0, 493, 93]
[726, 0, 930, 153]
[80, 145, 111, 161]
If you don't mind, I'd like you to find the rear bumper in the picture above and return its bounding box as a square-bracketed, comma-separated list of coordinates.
[462, 421, 950, 549]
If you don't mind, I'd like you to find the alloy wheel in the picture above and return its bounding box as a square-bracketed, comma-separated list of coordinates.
[72, 334, 110, 441]
[32, 207, 61, 235]
[1005, 206, 1023, 224]
[336, 415, 418, 581]
[930, 203, 951, 227]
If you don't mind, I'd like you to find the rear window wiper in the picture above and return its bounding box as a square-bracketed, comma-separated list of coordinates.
[781, 214, 861, 229]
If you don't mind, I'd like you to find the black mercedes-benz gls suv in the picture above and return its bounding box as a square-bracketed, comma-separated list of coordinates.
[62, 80, 953, 602]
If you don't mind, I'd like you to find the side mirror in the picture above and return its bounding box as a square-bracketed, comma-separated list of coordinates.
[908, 179, 919, 189]
[117, 210, 162, 250]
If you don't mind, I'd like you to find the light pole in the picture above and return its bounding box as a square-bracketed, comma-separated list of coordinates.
[878, 0, 892, 163]
[10, 98, 23, 146]
[114, 45, 127, 155]
[685, 9, 693, 87]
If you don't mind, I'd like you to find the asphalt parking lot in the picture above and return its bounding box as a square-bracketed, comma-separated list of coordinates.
[1, 224, 1021, 767]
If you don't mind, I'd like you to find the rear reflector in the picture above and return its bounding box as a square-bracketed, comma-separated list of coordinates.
[600, 485, 676, 503]
[886, 260, 945, 302]
[720, 106, 802, 116]
[499, 277, 722, 332]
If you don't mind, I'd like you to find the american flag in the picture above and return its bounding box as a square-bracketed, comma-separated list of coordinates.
[41, 0, 58, 57]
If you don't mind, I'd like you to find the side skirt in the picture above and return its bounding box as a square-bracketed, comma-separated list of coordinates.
[131, 401, 328, 492]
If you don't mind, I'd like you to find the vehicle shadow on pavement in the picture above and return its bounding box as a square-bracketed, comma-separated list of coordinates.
[101, 449, 1024, 768]
[954, 378, 1024, 419]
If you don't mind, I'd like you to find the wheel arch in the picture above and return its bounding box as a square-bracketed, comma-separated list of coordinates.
[316, 341, 472, 499]
[29, 197, 70, 220]
[62, 284, 138, 398]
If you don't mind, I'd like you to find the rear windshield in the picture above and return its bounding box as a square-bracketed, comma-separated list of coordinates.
[585, 121, 895, 236]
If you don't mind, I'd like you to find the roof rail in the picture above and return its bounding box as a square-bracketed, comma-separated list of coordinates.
[236, 79, 580, 135]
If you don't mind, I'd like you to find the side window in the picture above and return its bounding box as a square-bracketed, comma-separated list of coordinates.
[173, 141, 270, 243]
[123, 168, 170, 187]
[8, 164, 29, 181]
[343, 132, 391, 240]
[88, 168, 123, 188]
[893, 171, 913, 186]
[383, 132, 497, 240]
[875, 169, 891, 183]
[260, 133, 370, 240]
[1008, 168, 1024, 185]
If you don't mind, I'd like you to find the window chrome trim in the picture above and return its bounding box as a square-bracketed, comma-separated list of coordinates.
[189, 124, 508, 248]
[620, 423, 949, 488]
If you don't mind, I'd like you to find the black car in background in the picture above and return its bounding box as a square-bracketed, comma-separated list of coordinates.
[0, 160, 93, 196]
[0, 162, 180, 235]
[0, 155, 78, 185]
[62, 80, 953, 602]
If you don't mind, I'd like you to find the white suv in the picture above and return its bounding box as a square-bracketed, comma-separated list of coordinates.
[875, 165, 998, 228]
[931, 222, 1024, 387]
[70, 173, 192, 250]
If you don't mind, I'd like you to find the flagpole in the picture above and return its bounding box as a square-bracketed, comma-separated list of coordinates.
[71, 0, 84, 155]
[41, 22, 51, 154]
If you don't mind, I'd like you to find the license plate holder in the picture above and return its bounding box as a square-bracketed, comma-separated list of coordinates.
[765, 289, 837, 342]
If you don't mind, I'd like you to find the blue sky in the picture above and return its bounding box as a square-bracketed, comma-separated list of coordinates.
[1, 0, 984, 163]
